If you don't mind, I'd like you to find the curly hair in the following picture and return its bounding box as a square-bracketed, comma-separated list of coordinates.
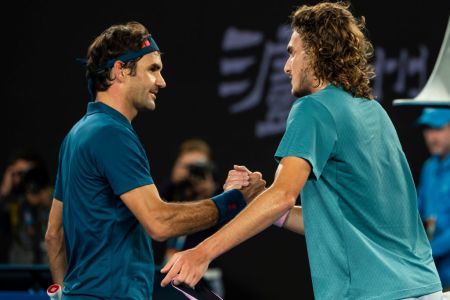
[291, 2, 375, 99]
[86, 21, 150, 93]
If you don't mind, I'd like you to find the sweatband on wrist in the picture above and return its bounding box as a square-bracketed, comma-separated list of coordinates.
[211, 189, 246, 224]
[274, 211, 289, 227]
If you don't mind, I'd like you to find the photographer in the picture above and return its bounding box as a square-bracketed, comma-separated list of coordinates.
[158, 138, 225, 296]
[0, 149, 45, 263]
[9, 164, 52, 264]
[170, 147, 216, 203]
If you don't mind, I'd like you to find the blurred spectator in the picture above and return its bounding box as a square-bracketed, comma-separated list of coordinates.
[158, 138, 225, 297]
[9, 164, 52, 264]
[0, 150, 51, 264]
[162, 138, 218, 203]
[416, 108, 450, 291]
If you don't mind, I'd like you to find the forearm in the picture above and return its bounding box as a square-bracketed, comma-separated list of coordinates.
[280, 206, 304, 234]
[151, 199, 219, 240]
[46, 234, 67, 285]
[45, 199, 66, 285]
[198, 187, 294, 261]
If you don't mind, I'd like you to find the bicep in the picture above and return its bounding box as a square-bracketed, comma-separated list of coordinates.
[273, 156, 311, 197]
[120, 184, 165, 228]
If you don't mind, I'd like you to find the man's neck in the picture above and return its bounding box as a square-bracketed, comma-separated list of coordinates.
[96, 91, 135, 122]
[310, 80, 330, 94]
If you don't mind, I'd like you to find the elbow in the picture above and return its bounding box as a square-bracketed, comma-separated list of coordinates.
[149, 231, 169, 242]
[145, 222, 171, 242]
[140, 201, 173, 242]
[269, 183, 297, 212]
[275, 190, 296, 212]
[45, 228, 63, 245]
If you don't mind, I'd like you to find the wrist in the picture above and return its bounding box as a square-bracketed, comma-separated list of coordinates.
[197, 236, 221, 262]
[211, 189, 246, 224]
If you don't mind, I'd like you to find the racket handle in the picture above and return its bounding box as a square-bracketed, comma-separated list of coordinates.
[47, 284, 62, 300]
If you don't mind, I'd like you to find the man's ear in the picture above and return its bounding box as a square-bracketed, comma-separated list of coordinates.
[111, 60, 126, 81]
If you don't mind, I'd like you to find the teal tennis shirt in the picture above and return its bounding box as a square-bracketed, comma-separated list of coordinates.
[54, 102, 155, 299]
[275, 85, 441, 300]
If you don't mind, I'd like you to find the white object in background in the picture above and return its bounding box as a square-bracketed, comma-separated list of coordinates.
[393, 16, 450, 107]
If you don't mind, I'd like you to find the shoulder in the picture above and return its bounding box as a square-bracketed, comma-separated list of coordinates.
[294, 85, 348, 112]
[83, 114, 135, 141]
[290, 94, 335, 124]
[67, 115, 140, 155]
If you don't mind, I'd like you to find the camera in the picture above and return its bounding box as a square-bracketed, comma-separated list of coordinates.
[173, 160, 215, 201]
[186, 160, 214, 181]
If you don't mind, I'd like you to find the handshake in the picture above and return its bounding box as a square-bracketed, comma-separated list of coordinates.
[222, 165, 266, 203]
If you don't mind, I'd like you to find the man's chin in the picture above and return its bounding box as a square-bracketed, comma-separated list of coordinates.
[146, 100, 156, 111]
[139, 103, 156, 112]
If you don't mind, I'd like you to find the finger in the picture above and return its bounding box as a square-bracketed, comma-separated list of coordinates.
[250, 171, 263, 179]
[161, 261, 182, 287]
[223, 183, 248, 191]
[226, 178, 250, 185]
[160, 254, 178, 273]
[174, 267, 187, 284]
[185, 272, 199, 288]
[233, 165, 251, 174]
[226, 173, 248, 184]
[161, 268, 179, 287]
[228, 170, 249, 178]
[224, 180, 250, 191]
[227, 175, 249, 183]
[172, 276, 181, 286]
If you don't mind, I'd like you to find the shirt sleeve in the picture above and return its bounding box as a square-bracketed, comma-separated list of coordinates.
[94, 125, 154, 196]
[275, 98, 337, 180]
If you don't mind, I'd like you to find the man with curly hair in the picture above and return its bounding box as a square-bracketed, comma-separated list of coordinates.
[161, 2, 444, 299]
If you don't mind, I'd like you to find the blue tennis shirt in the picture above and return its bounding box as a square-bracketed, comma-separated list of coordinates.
[275, 85, 442, 300]
[54, 101, 155, 299]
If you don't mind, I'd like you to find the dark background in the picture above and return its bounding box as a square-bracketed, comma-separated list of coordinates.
[2, 1, 449, 299]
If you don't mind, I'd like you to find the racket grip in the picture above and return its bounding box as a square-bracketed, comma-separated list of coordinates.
[47, 284, 62, 300]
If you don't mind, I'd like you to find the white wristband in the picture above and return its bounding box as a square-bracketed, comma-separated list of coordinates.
[274, 211, 289, 227]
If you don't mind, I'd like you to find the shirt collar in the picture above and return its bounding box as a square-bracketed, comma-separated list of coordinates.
[86, 101, 133, 130]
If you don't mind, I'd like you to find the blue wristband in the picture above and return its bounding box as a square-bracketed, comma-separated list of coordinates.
[211, 189, 246, 224]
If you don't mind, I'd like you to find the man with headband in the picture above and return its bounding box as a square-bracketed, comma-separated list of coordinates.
[45, 21, 265, 299]
[160, 3, 444, 299]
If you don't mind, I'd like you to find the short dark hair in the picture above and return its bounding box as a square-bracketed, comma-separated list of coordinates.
[86, 21, 150, 95]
